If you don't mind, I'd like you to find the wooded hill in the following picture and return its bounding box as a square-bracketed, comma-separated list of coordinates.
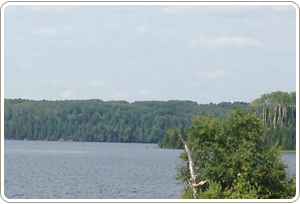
[158, 91, 296, 150]
[4, 91, 296, 149]
[4, 99, 249, 143]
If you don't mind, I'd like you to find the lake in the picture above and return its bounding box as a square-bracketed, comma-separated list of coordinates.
[4, 140, 296, 199]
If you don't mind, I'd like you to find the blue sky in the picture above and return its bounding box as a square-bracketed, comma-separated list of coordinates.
[3, 4, 297, 103]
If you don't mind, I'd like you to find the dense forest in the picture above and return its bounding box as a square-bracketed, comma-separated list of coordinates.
[158, 91, 296, 150]
[4, 91, 296, 149]
[252, 91, 296, 150]
[4, 99, 249, 143]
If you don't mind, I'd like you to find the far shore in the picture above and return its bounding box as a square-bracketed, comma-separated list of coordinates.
[280, 150, 296, 153]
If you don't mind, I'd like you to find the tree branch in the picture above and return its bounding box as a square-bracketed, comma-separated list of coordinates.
[178, 133, 209, 198]
[194, 179, 209, 187]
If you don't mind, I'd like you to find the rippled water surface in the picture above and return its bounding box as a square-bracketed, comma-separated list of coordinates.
[5, 140, 183, 199]
[282, 153, 296, 175]
[4, 140, 296, 199]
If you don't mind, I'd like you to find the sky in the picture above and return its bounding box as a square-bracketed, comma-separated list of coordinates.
[3, 4, 297, 104]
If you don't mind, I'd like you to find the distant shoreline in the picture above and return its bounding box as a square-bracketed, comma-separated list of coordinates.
[280, 150, 296, 153]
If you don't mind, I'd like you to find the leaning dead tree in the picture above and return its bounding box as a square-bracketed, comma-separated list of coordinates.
[178, 133, 209, 198]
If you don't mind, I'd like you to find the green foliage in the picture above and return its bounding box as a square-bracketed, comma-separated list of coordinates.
[252, 91, 296, 150]
[195, 182, 225, 199]
[177, 109, 296, 199]
[158, 127, 185, 149]
[4, 99, 249, 143]
[161, 91, 296, 151]
[5, 91, 296, 151]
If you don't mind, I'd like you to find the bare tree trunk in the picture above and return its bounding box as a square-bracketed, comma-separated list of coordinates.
[266, 107, 270, 123]
[273, 106, 277, 128]
[282, 106, 287, 125]
[178, 133, 209, 198]
[288, 107, 293, 125]
[277, 102, 282, 126]
[263, 106, 266, 125]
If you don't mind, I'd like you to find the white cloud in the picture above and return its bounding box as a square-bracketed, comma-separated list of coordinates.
[33, 28, 57, 37]
[61, 90, 74, 99]
[190, 36, 262, 48]
[214, 36, 261, 47]
[88, 80, 105, 87]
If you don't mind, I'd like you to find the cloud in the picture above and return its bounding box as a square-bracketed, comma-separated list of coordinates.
[33, 28, 57, 37]
[61, 90, 74, 99]
[88, 80, 105, 87]
[190, 36, 262, 48]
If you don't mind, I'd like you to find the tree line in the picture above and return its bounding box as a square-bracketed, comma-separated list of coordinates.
[158, 91, 296, 150]
[4, 99, 249, 143]
[252, 91, 296, 150]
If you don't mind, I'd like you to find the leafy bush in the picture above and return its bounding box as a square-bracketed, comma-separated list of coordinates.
[177, 109, 296, 199]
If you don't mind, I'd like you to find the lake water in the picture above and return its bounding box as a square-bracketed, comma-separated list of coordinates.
[4, 140, 296, 199]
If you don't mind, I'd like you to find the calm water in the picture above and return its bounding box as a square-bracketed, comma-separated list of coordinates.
[282, 153, 296, 175]
[4, 140, 296, 199]
[4, 140, 183, 199]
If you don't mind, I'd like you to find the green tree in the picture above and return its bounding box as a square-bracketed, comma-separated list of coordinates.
[4, 99, 249, 143]
[252, 91, 296, 150]
[176, 109, 295, 199]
